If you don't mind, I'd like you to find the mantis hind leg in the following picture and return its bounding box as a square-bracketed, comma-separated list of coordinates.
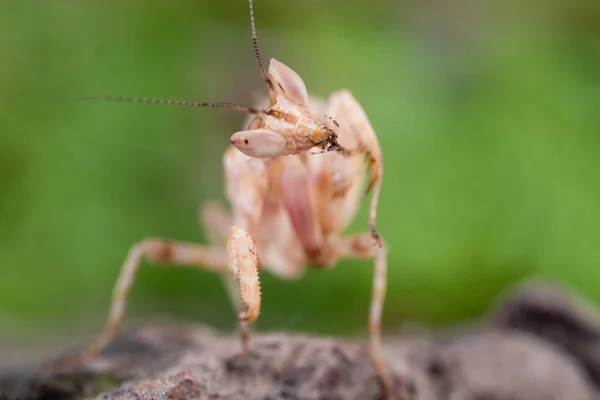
[337, 233, 399, 398]
[82, 238, 229, 360]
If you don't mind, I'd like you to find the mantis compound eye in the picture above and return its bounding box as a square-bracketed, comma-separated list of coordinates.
[268, 58, 309, 105]
[230, 129, 287, 158]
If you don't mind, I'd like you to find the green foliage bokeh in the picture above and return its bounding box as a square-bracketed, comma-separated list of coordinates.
[0, 0, 599, 345]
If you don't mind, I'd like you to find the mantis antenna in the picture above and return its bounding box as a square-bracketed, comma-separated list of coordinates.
[248, 0, 276, 93]
[77, 1, 277, 112]
[75, 95, 261, 115]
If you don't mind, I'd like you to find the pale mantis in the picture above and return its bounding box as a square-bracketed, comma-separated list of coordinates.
[78, 0, 397, 397]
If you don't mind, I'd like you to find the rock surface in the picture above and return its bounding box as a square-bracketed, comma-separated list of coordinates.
[2, 281, 600, 400]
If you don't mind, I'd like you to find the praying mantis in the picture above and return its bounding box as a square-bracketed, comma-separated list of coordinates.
[77, 0, 399, 397]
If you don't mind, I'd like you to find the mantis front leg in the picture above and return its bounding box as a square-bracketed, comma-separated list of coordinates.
[200, 201, 245, 318]
[227, 225, 261, 354]
[326, 90, 384, 247]
[82, 227, 263, 360]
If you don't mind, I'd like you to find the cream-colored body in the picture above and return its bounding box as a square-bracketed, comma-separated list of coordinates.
[80, 91, 392, 397]
[228, 92, 372, 271]
[230, 58, 384, 246]
[77, 0, 396, 397]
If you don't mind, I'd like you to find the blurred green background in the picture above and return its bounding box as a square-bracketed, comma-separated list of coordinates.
[1, 0, 599, 347]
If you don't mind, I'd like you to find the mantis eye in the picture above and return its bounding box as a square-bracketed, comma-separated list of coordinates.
[230, 129, 287, 158]
[268, 58, 309, 105]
